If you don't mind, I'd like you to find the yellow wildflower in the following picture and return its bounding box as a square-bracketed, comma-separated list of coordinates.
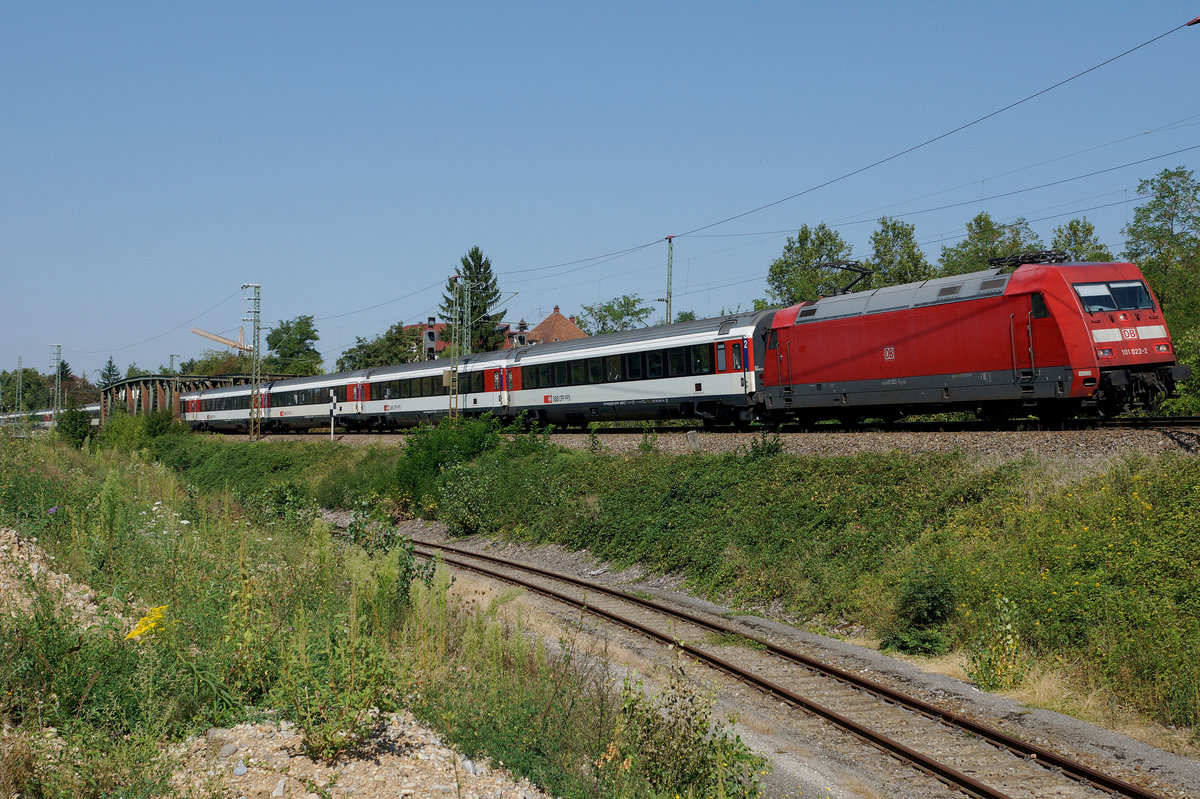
[125, 605, 168, 640]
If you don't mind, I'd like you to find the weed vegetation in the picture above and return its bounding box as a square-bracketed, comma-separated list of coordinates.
[0, 419, 766, 798]
[138, 417, 1200, 734]
[11, 411, 1195, 796]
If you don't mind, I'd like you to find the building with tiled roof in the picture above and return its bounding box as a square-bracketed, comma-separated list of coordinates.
[526, 306, 588, 345]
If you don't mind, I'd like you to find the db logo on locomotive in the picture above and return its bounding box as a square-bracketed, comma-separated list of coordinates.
[1122, 328, 1139, 340]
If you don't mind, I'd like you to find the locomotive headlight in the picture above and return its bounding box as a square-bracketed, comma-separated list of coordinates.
[1097, 348, 1114, 358]
[1156, 344, 1170, 353]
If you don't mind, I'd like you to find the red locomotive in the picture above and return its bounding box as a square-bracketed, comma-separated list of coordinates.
[758, 253, 1190, 422]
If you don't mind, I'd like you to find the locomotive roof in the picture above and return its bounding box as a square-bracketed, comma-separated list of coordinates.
[796, 267, 1012, 324]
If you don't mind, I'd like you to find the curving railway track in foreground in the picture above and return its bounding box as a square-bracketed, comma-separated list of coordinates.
[414, 537, 1179, 799]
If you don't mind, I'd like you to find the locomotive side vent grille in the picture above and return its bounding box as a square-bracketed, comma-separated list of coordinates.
[979, 278, 1007, 292]
[937, 285, 962, 298]
[798, 308, 818, 318]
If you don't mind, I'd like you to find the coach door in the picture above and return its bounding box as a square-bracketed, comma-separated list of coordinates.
[347, 382, 365, 414]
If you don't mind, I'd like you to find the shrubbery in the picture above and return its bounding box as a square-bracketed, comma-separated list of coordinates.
[68, 410, 1200, 737]
[881, 570, 955, 655]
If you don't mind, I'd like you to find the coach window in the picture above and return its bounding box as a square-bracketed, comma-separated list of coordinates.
[570, 360, 585, 385]
[493, 371, 502, 391]
[554, 362, 569, 387]
[537, 364, 552, 388]
[473, 372, 484, 393]
[668, 347, 687, 377]
[731, 343, 743, 370]
[1031, 293, 1050, 319]
[689, 345, 712, 375]
[587, 358, 604, 384]
[716, 344, 727, 372]
[605, 355, 621, 382]
[647, 350, 664, 379]
[625, 352, 643, 380]
[420, 376, 432, 397]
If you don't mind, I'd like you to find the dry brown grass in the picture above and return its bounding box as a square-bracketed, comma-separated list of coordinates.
[447, 574, 662, 679]
[1005, 664, 1200, 758]
[0, 726, 38, 798]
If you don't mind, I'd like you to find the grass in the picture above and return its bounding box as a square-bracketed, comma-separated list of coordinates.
[137, 417, 1200, 734]
[25, 411, 1198, 783]
[0, 426, 766, 798]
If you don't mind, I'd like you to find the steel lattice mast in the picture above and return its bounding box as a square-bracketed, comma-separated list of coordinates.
[242, 284, 261, 441]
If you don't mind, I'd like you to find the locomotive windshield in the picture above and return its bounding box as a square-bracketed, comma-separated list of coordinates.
[1073, 281, 1155, 313]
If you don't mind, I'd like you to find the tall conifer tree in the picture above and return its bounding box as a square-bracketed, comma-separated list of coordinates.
[438, 246, 507, 352]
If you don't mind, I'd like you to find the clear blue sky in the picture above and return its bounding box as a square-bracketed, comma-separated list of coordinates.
[3, 1, 1198, 380]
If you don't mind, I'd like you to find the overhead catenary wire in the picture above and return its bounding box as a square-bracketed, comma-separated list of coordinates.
[68, 289, 242, 355]
[672, 16, 1197, 239]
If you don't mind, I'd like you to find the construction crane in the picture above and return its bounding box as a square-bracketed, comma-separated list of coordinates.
[191, 327, 252, 353]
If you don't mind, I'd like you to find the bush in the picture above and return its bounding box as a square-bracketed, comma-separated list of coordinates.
[272, 610, 402, 763]
[56, 404, 92, 449]
[966, 596, 1026, 691]
[393, 416, 502, 512]
[603, 669, 765, 798]
[881, 569, 955, 655]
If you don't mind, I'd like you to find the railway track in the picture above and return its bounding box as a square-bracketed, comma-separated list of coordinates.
[575, 415, 1200, 435]
[415, 537, 1176, 799]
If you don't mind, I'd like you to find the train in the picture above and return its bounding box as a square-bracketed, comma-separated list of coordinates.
[0, 403, 101, 430]
[179, 255, 1191, 432]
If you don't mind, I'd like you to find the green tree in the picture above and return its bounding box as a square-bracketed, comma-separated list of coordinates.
[578, 294, 653, 335]
[1121, 167, 1200, 331]
[439, 246, 507, 352]
[0, 368, 50, 411]
[938, 213, 1043, 276]
[63, 374, 99, 406]
[336, 323, 423, 371]
[265, 315, 323, 376]
[125, 363, 152, 379]
[179, 350, 251, 376]
[674, 309, 698, 323]
[99, 357, 121, 388]
[865, 216, 933, 287]
[1050, 217, 1113, 262]
[766, 223, 853, 304]
[56, 402, 92, 449]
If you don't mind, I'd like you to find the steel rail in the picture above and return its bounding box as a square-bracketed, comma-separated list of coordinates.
[417, 539, 1169, 799]
[417, 543, 1013, 799]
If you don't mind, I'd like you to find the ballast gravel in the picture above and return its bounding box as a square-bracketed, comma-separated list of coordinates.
[288, 424, 1200, 466]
